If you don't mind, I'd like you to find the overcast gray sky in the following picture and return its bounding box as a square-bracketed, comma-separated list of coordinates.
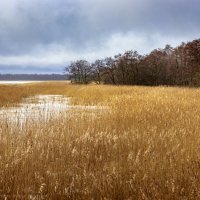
[0, 0, 199, 73]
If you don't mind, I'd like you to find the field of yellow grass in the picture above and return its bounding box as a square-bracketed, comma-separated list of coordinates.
[1, 81, 200, 199]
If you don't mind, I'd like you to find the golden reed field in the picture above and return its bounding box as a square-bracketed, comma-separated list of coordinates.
[1, 81, 200, 199]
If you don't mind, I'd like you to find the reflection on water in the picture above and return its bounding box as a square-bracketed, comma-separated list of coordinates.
[0, 95, 105, 128]
[0, 81, 42, 84]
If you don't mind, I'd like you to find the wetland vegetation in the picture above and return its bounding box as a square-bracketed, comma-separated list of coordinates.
[1, 82, 200, 199]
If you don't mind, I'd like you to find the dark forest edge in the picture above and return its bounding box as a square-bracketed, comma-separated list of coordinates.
[65, 38, 200, 86]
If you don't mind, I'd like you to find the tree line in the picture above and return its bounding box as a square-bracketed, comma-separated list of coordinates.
[65, 38, 200, 86]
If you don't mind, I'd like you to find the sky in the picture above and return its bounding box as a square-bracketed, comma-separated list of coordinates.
[0, 0, 199, 74]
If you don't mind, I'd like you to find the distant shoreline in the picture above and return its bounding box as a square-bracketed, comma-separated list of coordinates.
[0, 80, 67, 84]
[0, 74, 68, 81]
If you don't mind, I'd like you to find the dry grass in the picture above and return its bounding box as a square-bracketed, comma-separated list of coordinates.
[1, 82, 200, 199]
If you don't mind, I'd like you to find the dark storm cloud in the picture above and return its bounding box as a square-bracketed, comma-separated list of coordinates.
[0, 0, 199, 73]
[0, 0, 81, 55]
[80, 0, 200, 37]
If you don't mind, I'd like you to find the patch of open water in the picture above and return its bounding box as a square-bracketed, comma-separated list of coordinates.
[0, 95, 106, 128]
[0, 81, 42, 84]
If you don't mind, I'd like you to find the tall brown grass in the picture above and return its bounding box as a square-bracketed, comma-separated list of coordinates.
[1, 82, 200, 199]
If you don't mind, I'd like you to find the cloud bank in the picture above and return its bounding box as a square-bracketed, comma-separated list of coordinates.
[0, 0, 199, 73]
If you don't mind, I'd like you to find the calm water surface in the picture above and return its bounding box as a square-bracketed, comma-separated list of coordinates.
[0, 81, 42, 84]
[0, 95, 106, 128]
